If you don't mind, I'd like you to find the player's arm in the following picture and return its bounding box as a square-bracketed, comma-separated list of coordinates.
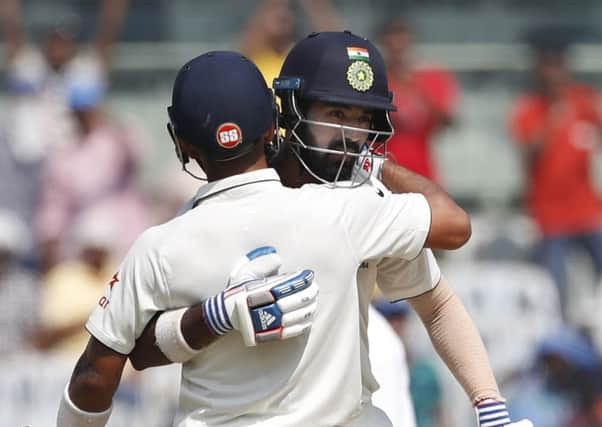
[130, 248, 318, 370]
[0, 0, 25, 61]
[128, 314, 169, 369]
[380, 160, 471, 250]
[131, 298, 244, 370]
[408, 277, 532, 427]
[129, 303, 215, 370]
[94, 0, 130, 68]
[57, 337, 126, 426]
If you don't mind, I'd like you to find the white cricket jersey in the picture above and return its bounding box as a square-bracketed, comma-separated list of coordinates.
[353, 178, 441, 426]
[86, 168, 431, 427]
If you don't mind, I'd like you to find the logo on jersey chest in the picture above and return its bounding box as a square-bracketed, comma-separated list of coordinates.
[109, 272, 119, 289]
[216, 122, 243, 149]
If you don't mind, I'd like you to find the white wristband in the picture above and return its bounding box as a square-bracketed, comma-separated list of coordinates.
[57, 384, 112, 427]
[155, 307, 202, 362]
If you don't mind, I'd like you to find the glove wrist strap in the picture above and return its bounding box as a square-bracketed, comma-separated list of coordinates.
[475, 399, 511, 427]
[203, 293, 233, 336]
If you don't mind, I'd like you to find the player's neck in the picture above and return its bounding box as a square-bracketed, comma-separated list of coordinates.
[204, 146, 269, 182]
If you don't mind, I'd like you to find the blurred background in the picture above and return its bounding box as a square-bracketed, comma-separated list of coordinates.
[1, 1, 601, 426]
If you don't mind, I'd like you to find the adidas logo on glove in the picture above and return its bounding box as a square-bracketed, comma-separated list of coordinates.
[259, 309, 276, 329]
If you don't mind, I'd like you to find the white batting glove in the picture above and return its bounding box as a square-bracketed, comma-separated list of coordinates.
[475, 400, 534, 427]
[203, 247, 318, 346]
[351, 144, 387, 183]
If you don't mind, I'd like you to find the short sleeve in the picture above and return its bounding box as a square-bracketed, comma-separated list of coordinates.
[341, 186, 431, 263]
[376, 249, 441, 301]
[85, 229, 171, 354]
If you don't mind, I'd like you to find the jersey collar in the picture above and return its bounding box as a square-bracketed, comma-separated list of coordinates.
[191, 168, 281, 206]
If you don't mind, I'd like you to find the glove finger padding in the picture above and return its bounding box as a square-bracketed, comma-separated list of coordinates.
[281, 301, 317, 327]
[229, 246, 282, 286]
[274, 321, 313, 342]
[276, 282, 319, 312]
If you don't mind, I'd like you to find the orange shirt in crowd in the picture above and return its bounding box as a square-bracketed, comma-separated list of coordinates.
[510, 84, 602, 236]
[386, 66, 459, 181]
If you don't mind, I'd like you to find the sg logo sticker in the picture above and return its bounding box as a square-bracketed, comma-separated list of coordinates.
[216, 122, 243, 149]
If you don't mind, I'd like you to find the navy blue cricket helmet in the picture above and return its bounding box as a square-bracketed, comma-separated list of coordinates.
[168, 51, 275, 163]
[273, 31, 395, 186]
[275, 31, 395, 138]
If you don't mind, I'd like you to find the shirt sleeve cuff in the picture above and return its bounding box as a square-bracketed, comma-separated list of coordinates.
[85, 321, 132, 355]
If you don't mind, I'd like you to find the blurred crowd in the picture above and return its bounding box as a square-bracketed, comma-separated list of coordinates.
[0, 1, 601, 426]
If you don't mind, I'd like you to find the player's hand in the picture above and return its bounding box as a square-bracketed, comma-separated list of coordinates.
[351, 144, 386, 183]
[475, 400, 534, 427]
[204, 247, 319, 346]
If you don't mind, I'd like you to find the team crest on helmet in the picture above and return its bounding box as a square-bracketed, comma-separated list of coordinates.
[216, 123, 243, 149]
[346, 61, 374, 92]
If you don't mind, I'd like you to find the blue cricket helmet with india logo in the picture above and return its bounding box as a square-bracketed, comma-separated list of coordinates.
[275, 31, 396, 142]
[168, 51, 274, 162]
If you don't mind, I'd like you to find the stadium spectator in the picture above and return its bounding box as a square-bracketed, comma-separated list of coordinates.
[379, 18, 460, 182]
[241, 0, 342, 85]
[0, 124, 41, 236]
[0, 210, 39, 357]
[33, 210, 119, 359]
[35, 79, 149, 270]
[569, 368, 602, 427]
[509, 27, 602, 317]
[0, 0, 130, 267]
[508, 327, 600, 427]
[0, 0, 129, 160]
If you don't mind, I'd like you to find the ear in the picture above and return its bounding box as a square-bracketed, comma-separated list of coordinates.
[262, 124, 276, 144]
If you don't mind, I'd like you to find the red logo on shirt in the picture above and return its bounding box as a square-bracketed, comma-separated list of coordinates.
[216, 123, 242, 149]
[98, 296, 109, 309]
[109, 273, 119, 289]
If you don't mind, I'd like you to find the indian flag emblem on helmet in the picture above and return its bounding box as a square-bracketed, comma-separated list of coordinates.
[347, 47, 370, 62]
[346, 61, 374, 92]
